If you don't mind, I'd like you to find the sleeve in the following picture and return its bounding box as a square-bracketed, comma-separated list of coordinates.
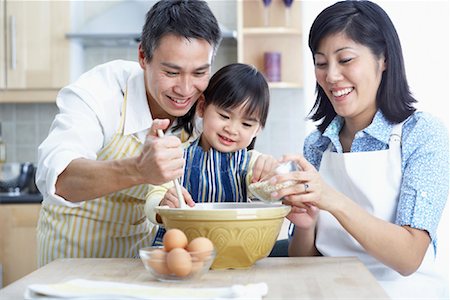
[303, 130, 324, 170]
[145, 182, 174, 224]
[396, 114, 449, 248]
[246, 150, 262, 199]
[36, 85, 112, 207]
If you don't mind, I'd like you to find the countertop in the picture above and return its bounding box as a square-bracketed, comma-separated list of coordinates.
[0, 257, 389, 299]
[0, 192, 42, 204]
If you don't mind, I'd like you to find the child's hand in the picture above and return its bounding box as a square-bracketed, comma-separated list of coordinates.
[160, 186, 195, 208]
[286, 204, 319, 229]
[251, 154, 279, 182]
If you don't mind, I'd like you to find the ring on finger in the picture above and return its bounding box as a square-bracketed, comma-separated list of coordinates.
[304, 183, 309, 192]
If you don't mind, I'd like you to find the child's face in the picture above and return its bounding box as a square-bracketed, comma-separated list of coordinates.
[198, 101, 261, 152]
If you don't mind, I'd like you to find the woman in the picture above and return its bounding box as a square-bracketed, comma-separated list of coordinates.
[272, 1, 449, 298]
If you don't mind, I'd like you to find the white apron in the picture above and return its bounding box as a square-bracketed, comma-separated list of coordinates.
[316, 123, 448, 299]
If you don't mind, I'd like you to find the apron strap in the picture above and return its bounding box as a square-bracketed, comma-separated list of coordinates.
[118, 87, 128, 135]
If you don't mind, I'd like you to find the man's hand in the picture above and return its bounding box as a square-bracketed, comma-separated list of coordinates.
[136, 119, 185, 185]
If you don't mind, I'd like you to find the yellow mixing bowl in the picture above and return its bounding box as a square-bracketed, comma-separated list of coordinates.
[155, 202, 291, 269]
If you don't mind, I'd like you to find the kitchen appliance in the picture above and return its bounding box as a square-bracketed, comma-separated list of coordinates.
[0, 162, 36, 194]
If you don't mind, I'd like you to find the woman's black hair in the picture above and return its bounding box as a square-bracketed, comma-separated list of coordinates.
[203, 63, 270, 128]
[308, 0, 416, 132]
[141, 0, 222, 135]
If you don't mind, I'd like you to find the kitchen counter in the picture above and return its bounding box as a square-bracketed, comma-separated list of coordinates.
[0, 257, 389, 299]
[0, 192, 42, 204]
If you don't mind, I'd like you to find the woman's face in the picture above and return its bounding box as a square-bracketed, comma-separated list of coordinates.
[314, 32, 385, 124]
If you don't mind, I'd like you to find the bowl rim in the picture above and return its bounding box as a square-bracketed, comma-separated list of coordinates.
[139, 246, 216, 257]
[155, 202, 291, 220]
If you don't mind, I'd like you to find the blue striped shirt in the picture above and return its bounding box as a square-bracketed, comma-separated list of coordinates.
[303, 110, 449, 248]
[151, 137, 253, 246]
[181, 138, 251, 203]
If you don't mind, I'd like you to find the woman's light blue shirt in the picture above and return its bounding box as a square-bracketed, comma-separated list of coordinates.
[303, 110, 449, 249]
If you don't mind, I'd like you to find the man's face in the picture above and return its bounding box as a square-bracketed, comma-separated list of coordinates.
[139, 34, 214, 122]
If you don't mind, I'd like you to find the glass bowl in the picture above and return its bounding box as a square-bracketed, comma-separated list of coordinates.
[248, 161, 300, 203]
[139, 246, 215, 282]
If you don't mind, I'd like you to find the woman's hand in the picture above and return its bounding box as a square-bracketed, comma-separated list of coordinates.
[159, 186, 195, 208]
[271, 154, 334, 212]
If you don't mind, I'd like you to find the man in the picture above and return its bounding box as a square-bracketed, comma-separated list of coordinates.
[36, 0, 222, 266]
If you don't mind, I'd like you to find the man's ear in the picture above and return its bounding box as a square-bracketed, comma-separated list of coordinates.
[196, 94, 206, 117]
[138, 43, 146, 69]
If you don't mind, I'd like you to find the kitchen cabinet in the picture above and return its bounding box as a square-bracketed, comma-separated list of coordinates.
[237, 0, 303, 88]
[0, 0, 5, 91]
[0, 0, 70, 103]
[0, 204, 41, 287]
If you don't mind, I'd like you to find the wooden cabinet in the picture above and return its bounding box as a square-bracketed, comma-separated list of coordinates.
[237, 0, 303, 88]
[0, 0, 5, 91]
[0, 204, 41, 287]
[0, 0, 70, 103]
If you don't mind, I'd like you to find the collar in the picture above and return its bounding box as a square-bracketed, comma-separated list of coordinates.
[322, 110, 395, 147]
[363, 111, 396, 144]
[123, 69, 152, 142]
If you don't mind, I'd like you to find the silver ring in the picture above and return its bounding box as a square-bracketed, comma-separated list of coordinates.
[304, 183, 309, 192]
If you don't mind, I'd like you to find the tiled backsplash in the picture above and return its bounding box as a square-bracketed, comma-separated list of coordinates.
[0, 88, 305, 164]
[0, 103, 58, 163]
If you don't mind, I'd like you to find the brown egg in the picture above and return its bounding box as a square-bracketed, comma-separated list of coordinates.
[167, 248, 192, 277]
[187, 237, 214, 261]
[163, 228, 188, 252]
[147, 249, 170, 275]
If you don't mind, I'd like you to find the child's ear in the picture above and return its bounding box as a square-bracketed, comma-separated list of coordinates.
[196, 94, 206, 117]
[254, 125, 262, 137]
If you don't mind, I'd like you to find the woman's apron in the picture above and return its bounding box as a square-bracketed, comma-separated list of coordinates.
[37, 90, 157, 267]
[316, 123, 448, 299]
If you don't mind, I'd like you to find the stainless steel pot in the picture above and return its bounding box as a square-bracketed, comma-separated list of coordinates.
[0, 162, 35, 193]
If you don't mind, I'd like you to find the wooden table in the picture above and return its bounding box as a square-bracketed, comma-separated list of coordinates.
[0, 257, 389, 299]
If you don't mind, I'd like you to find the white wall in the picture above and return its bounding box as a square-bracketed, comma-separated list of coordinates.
[301, 0, 449, 282]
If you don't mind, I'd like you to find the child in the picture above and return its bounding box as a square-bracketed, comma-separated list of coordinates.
[145, 63, 273, 240]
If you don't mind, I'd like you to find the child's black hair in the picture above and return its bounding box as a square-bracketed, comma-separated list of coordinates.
[203, 63, 270, 128]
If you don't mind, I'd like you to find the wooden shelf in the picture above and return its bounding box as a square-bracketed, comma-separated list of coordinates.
[268, 82, 302, 89]
[243, 27, 302, 35]
[0, 89, 58, 103]
[237, 0, 303, 88]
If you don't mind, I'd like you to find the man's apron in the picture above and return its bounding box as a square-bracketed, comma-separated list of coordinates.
[37, 90, 157, 267]
[316, 122, 448, 299]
